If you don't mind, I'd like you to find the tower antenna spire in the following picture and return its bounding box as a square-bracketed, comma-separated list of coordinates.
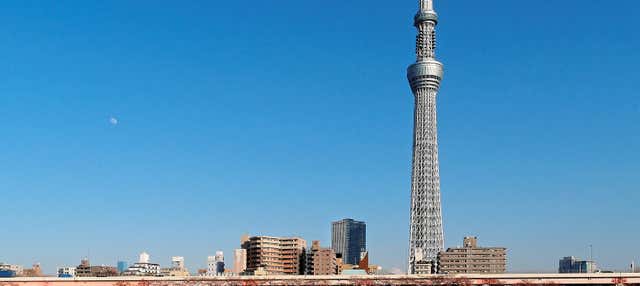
[414, 0, 439, 61]
[420, 0, 434, 12]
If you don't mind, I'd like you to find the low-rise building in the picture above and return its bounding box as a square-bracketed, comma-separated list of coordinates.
[0, 263, 24, 276]
[57, 267, 76, 277]
[367, 265, 382, 275]
[414, 260, 433, 274]
[160, 268, 190, 277]
[341, 269, 368, 275]
[559, 256, 597, 273]
[253, 267, 268, 276]
[336, 257, 345, 273]
[122, 252, 161, 276]
[123, 262, 160, 276]
[22, 264, 42, 277]
[160, 256, 189, 277]
[75, 259, 91, 276]
[437, 236, 507, 274]
[76, 259, 118, 277]
[339, 263, 357, 274]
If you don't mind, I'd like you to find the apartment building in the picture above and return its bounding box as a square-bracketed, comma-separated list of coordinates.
[306, 240, 337, 275]
[244, 235, 306, 275]
[76, 259, 118, 277]
[437, 236, 506, 274]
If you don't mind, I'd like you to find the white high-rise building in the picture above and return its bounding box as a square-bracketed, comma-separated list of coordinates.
[233, 249, 247, 274]
[207, 256, 216, 276]
[407, 0, 446, 274]
[215, 251, 225, 275]
[139, 252, 150, 264]
[206, 251, 225, 276]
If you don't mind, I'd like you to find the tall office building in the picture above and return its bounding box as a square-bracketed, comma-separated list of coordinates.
[331, 218, 366, 265]
[407, 0, 445, 273]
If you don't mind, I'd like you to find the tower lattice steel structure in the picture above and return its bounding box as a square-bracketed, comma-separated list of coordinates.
[407, 0, 444, 274]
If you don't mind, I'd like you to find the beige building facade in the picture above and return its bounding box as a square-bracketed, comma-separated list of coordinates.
[245, 236, 306, 275]
[159, 268, 189, 277]
[437, 237, 506, 274]
[306, 241, 337, 275]
[233, 249, 247, 274]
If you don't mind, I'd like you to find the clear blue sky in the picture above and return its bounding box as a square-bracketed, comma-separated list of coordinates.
[1, 0, 639, 274]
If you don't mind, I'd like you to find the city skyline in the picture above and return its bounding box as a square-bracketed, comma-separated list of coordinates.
[1, 0, 639, 275]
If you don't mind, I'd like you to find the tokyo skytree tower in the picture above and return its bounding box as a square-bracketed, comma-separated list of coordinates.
[407, 0, 444, 274]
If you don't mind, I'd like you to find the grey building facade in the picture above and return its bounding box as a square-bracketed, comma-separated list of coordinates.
[331, 218, 366, 265]
[559, 256, 597, 273]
